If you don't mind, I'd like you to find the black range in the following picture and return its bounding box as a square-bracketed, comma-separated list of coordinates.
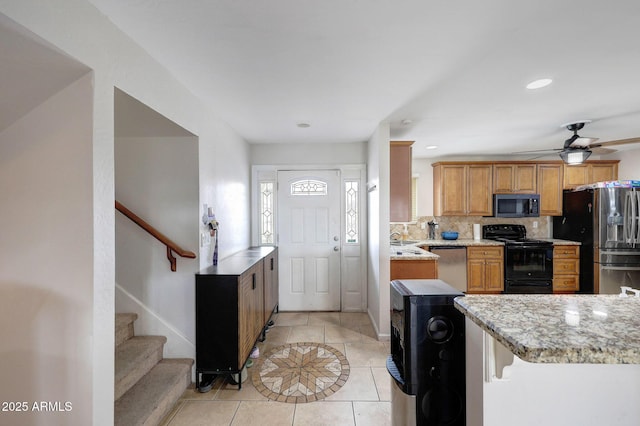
[483, 224, 554, 294]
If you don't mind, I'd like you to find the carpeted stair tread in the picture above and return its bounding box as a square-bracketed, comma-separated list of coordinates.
[115, 335, 167, 400]
[115, 358, 193, 426]
[115, 313, 138, 347]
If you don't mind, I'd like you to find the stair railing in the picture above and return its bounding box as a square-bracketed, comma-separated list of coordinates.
[115, 200, 196, 271]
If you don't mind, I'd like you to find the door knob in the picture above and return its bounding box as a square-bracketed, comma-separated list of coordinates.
[334, 236, 339, 241]
[334, 246, 339, 251]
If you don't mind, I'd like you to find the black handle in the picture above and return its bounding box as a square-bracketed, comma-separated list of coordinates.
[270, 257, 274, 270]
[252, 273, 256, 290]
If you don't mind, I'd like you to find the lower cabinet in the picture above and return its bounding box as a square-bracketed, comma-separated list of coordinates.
[195, 246, 277, 387]
[553, 244, 580, 292]
[263, 249, 279, 323]
[390, 259, 438, 280]
[467, 246, 504, 293]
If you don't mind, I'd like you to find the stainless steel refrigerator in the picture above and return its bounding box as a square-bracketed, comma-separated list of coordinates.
[553, 184, 640, 294]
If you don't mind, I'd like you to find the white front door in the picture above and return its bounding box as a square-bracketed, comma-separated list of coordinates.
[277, 170, 341, 311]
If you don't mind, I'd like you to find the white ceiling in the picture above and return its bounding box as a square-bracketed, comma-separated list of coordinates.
[80, 1, 640, 158]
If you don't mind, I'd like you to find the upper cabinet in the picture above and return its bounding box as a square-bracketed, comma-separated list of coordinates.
[537, 163, 564, 216]
[433, 160, 618, 217]
[390, 141, 414, 222]
[433, 163, 493, 216]
[563, 161, 619, 189]
[493, 164, 537, 193]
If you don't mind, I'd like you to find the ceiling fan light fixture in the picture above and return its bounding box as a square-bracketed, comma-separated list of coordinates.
[559, 149, 592, 165]
[526, 78, 553, 90]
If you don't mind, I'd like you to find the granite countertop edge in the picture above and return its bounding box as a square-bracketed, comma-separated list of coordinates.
[392, 238, 580, 247]
[454, 295, 640, 364]
[390, 238, 580, 260]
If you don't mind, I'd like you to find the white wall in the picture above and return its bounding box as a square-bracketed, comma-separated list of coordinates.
[251, 141, 367, 165]
[367, 123, 391, 339]
[0, 2, 252, 424]
[0, 74, 93, 425]
[413, 158, 435, 217]
[200, 118, 252, 264]
[612, 148, 640, 180]
[115, 136, 199, 355]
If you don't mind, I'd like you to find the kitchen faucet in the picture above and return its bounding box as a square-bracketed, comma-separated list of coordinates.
[390, 231, 401, 240]
[427, 219, 438, 240]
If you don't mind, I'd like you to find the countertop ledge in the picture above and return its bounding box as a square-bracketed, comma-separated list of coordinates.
[391, 238, 580, 247]
[415, 238, 503, 246]
[455, 294, 640, 364]
[390, 238, 580, 260]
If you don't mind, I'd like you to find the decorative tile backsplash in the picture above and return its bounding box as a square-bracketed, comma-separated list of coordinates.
[390, 216, 551, 240]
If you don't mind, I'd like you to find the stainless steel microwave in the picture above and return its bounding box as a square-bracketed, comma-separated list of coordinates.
[493, 194, 540, 217]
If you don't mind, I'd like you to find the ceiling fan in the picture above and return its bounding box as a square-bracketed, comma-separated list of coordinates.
[520, 120, 640, 164]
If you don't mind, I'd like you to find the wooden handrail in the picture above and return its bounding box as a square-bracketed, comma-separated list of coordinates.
[115, 200, 196, 271]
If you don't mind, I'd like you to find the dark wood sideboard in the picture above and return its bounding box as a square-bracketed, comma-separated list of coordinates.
[195, 246, 278, 388]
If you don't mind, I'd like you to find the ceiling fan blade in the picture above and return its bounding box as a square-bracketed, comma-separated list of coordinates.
[524, 153, 561, 160]
[591, 147, 616, 155]
[513, 148, 562, 154]
[590, 137, 640, 148]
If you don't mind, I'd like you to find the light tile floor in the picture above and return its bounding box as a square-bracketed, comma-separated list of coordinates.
[161, 312, 391, 426]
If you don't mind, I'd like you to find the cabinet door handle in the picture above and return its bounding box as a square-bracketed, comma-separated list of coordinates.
[270, 257, 274, 270]
[252, 273, 256, 290]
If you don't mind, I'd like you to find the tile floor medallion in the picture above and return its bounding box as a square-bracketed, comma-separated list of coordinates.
[252, 342, 350, 403]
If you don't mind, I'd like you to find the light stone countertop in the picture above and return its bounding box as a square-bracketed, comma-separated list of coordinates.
[389, 238, 580, 260]
[417, 238, 504, 247]
[391, 238, 504, 248]
[390, 239, 503, 260]
[454, 294, 640, 364]
[389, 245, 439, 260]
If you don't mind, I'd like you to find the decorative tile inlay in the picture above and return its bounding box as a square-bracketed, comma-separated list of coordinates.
[252, 342, 350, 403]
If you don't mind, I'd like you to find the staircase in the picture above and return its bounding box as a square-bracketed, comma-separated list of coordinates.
[115, 313, 193, 426]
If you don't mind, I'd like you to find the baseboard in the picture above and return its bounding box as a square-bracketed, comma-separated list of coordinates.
[115, 283, 195, 360]
[367, 309, 390, 342]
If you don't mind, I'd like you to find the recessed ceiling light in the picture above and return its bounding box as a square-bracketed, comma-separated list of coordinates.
[401, 119, 413, 126]
[526, 78, 553, 90]
[426, 145, 438, 150]
[297, 122, 310, 128]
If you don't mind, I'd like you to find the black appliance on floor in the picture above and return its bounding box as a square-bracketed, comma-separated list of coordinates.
[388, 279, 465, 425]
[553, 186, 640, 294]
[483, 224, 554, 294]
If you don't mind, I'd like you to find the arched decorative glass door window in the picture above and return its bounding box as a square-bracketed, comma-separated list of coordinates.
[290, 179, 327, 196]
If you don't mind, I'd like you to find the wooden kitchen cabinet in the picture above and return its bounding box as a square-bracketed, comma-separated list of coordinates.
[467, 246, 504, 293]
[433, 163, 493, 216]
[195, 247, 277, 388]
[537, 163, 564, 216]
[238, 261, 264, 366]
[553, 244, 580, 292]
[390, 141, 413, 222]
[563, 161, 618, 189]
[263, 248, 279, 323]
[390, 259, 438, 280]
[493, 163, 537, 193]
[434, 160, 619, 216]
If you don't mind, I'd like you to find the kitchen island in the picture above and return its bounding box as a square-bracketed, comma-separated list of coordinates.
[455, 294, 640, 426]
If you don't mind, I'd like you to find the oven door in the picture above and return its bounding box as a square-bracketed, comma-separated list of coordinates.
[505, 246, 553, 280]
